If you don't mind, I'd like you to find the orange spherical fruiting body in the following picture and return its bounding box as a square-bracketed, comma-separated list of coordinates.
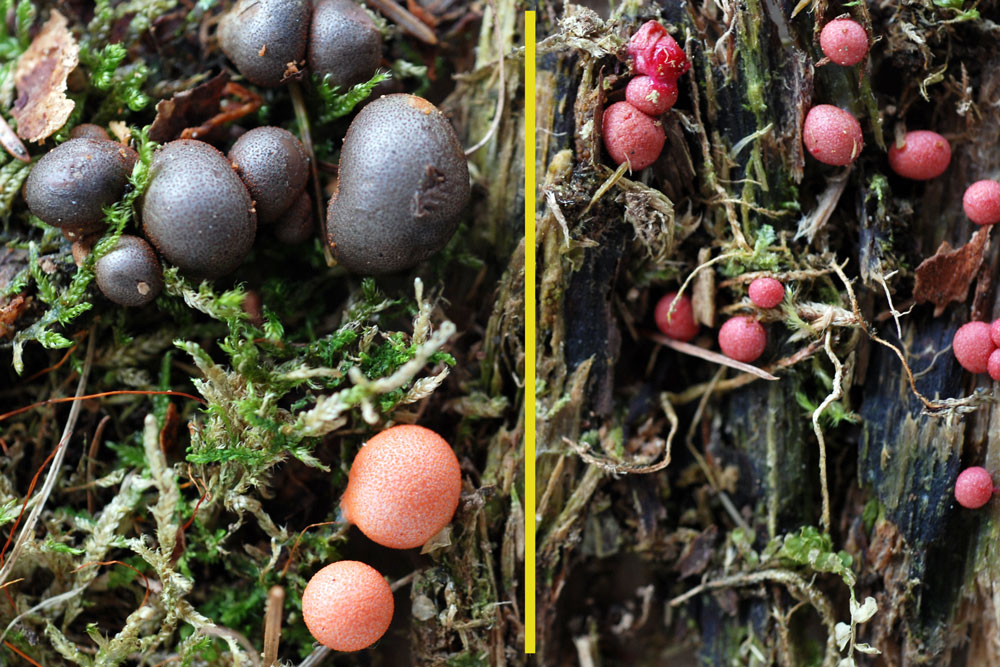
[302, 560, 393, 652]
[341, 425, 462, 549]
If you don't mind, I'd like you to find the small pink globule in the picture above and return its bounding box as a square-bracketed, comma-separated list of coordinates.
[954, 466, 995, 509]
[625, 76, 679, 116]
[991, 319, 1000, 348]
[952, 321, 995, 374]
[803, 105, 864, 166]
[654, 291, 699, 342]
[819, 18, 869, 66]
[748, 277, 785, 309]
[988, 349, 1000, 382]
[602, 101, 666, 171]
[888, 130, 951, 181]
[963, 180, 1000, 226]
[718, 316, 767, 363]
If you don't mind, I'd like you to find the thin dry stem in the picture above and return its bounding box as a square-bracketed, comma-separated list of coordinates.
[829, 259, 951, 411]
[811, 329, 842, 535]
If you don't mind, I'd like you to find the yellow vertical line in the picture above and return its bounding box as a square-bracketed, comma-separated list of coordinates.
[523, 8, 537, 658]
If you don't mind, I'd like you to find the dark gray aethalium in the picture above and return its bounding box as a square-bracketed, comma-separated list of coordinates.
[274, 191, 313, 244]
[309, 0, 383, 91]
[229, 126, 309, 224]
[24, 138, 137, 230]
[219, 0, 310, 87]
[68, 124, 110, 141]
[326, 94, 470, 274]
[141, 139, 256, 279]
[95, 235, 163, 306]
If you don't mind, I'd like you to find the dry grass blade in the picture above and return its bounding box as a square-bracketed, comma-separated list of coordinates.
[647, 332, 779, 381]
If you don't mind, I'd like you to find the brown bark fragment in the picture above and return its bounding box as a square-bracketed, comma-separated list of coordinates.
[676, 524, 718, 579]
[148, 72, 229, 143]
[12, 10, 79, 143]
[0, 295, 29, 338]
[912, 226, 991, 317]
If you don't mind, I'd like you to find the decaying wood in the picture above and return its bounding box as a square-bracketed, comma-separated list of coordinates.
[536, 0, 1000, 664]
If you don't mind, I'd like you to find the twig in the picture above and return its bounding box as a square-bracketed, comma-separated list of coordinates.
[298, 646, 331, 667]
[180, 82, 262, 140]
[72, 560, 150, 608]
[682, 368, 725, 490]
[21, 337, 82, 383]
[673, 252, 741, 311]
[647, 332, 779, 381]
[0, 329, 96, 590]
[280, 522, 349, 577]
[3, 641, 42, 666]
[0, 585, 91, 645]
[365, 0, 438, 44]
[263, 586, 284, 666]
[717, 267, 834, 288]
[390, 571, 417, 592]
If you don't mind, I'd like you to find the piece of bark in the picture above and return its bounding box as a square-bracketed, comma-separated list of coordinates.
[676, 525, 718, 579]
[148, 72, 229, 143]
[912, 226, 991, 317]
[12, 10, 79, 143]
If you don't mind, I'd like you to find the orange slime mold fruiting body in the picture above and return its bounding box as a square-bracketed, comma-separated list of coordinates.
[341, 424, 462, 549]
[301, 560, 394, 651]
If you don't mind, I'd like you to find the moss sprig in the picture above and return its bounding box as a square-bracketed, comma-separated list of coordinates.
[10, 127, 157, 372]
[312, 70, 391, 125]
